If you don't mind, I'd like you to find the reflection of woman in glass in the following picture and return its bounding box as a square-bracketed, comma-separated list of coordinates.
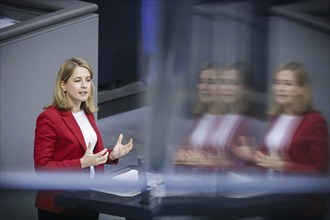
[244, 62, 328, 174]
[192, 62, 220, 117]
[173, 62, 220, 167]
[229, 62, 328, 220]
[259, 62, 327, 174]
[174, 62, 259, 169]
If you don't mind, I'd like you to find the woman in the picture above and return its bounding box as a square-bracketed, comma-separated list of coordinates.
[175, 62, 260, 169]
[234, 62, 328, 220]
[234, 62, 328, 174]
[34, 57, 133, 220]
[174, 62, 221, 167]
[255, 62, 328, 174]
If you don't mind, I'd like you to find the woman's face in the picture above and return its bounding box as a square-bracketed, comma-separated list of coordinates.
[273, 70, 303, 109]
[218, 69, 243, 104]
[197, 69, 219, 103]
[61, 66, 92, 109]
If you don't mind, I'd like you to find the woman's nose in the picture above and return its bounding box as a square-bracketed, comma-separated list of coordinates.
[81, 80, 87, 88]
[277, 83, 285, 90]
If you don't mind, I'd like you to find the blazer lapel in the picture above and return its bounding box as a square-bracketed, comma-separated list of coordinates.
[61, 110, 87, 150]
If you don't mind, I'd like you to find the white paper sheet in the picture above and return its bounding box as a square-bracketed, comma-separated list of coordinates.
[0, 16, 20, 29]
[92, 169, 163, 197]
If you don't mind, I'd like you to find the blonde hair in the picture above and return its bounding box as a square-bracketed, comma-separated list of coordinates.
[48, 57, 98, 113]
[268, 62, 312, 115]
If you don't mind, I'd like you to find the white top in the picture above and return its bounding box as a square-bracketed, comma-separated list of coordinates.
[209, 114, 242, 151]
[265, 114, 302, 155]
[188, 114, 242, 152]
[189, 114, 218, 148]
[73, 110, 98, 178]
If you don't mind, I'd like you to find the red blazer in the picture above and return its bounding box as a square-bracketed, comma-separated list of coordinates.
[260, 110, 328, 174]
[34, 105, 118, 214]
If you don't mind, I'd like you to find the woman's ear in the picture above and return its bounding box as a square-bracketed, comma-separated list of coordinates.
[60, 81, 66, 92]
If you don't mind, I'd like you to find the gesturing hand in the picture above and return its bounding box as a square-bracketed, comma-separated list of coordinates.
[80, 142, 109, 168]
[255, 151, 285, 170]
[231, 136, 257, 162]
[109, 134, 133, 160]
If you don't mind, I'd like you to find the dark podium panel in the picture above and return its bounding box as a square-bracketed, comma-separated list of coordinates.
[55, 167, 329, 220]
[56, 190, 324, 220]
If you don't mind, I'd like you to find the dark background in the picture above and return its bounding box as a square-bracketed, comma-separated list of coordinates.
[84, 0, 305, 93]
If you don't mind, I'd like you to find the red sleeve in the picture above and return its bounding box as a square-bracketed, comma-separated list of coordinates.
[106, 149, 119, 164]
[284, 114, 328, 173]
[34, 111, 82, 173]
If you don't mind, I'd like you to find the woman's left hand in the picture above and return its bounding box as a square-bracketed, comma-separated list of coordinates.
[109, 134, 133, 160]
[255, 151, 285, 170]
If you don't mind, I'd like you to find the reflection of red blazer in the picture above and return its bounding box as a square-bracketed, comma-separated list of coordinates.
[34, 105, 118, 214]
[260, 110, 328, 174]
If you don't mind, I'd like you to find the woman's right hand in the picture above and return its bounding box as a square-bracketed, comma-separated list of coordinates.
[231, 136, 257, 162]
[80, 143, 109, 168]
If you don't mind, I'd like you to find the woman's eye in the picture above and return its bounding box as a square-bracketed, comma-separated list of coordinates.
[208, 79, 217, 84]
